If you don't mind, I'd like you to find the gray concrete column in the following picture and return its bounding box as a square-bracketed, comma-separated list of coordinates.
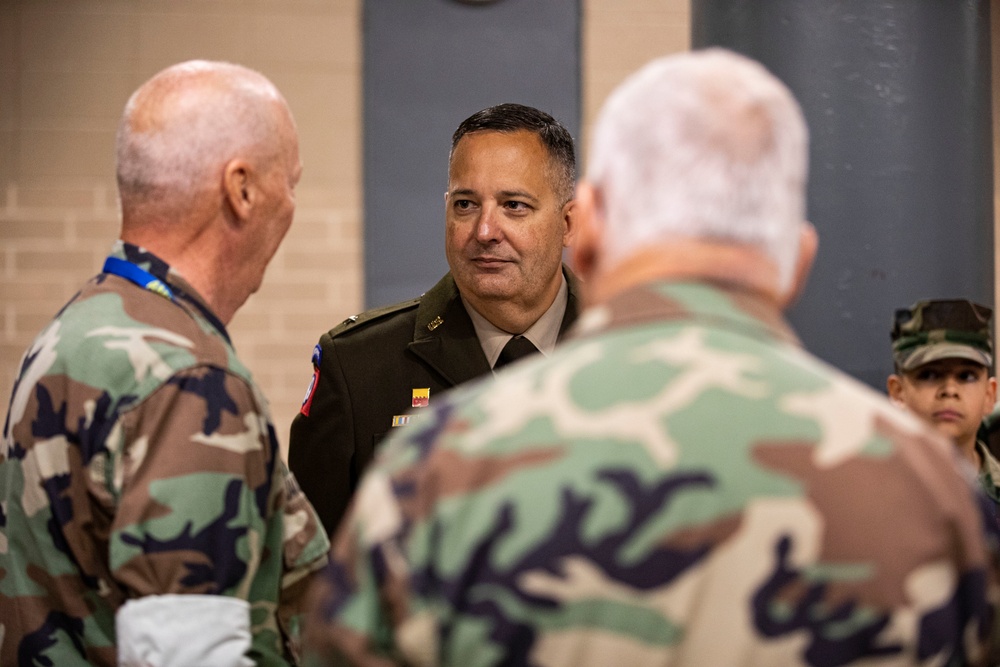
[363, 0, 581, 308]
[693, 0, 994, 388]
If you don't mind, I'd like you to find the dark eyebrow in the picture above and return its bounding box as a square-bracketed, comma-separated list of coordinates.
[448, 188, 541, 205]
[498, 190, 540, 204]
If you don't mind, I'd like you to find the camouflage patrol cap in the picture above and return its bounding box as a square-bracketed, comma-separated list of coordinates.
[891, 299, 993, 372]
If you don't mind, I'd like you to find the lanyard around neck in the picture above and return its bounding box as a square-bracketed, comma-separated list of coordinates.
[102, 256, 175, 301]
[102, 255, 232, 344]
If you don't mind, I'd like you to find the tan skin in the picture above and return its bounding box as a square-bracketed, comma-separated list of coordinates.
[888, 359, 997, 467]
[570, 181, 818, 313]
[120, 72, 301, 326]
[445, 130, 575, 334]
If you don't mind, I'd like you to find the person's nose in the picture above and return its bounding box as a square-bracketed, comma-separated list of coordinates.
[938, 377, 959, 398]
[475, 204, 503, 244]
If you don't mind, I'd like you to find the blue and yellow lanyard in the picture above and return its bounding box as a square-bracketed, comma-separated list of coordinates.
[102, 255, 232, 344]
[102, 256, 175, 301]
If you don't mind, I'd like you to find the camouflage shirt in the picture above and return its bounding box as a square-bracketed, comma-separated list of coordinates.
[0, 241, 330, 666]
[304, 280, 998, 667]
[976, 440, 1000, 528]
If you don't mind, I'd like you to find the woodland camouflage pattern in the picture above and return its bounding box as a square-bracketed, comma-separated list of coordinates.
[305, 281, 999, 667]
[0, 241, 329, 666]
[891, 299, 994, 372]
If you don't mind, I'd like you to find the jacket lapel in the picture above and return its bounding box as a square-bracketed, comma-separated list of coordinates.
[407, 266, 583, 386]
[407, 273, 491, 386]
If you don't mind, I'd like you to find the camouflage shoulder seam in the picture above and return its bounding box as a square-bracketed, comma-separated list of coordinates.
[327, 296, 422, 338]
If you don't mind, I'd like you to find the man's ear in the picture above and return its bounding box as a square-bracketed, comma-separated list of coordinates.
[569, 182, 603, 283]
[560, 197, 577, 248]
[779, 221, 818, 309]
[223, 159, 253, 223]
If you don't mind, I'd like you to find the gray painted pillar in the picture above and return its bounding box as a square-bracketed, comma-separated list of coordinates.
[692, 1, 994, 389]
[363, 0, 580, 308]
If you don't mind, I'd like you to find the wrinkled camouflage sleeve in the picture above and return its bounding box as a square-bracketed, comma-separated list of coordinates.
[301, 435, 425, 667]
[107, 363, 328, 664]
[280, 461, 333, 662]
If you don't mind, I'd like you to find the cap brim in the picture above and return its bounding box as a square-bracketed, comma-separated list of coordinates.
[899, 343, 992, 371]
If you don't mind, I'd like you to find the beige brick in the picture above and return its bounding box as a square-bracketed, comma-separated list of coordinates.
[250, 340, 311, 365]
[21, 70, 134, 123]
[16, 248, 96, 273]
[14, 309, 59, 337]
[279, 309, 347, 337]
[7, 181, 117, 210]
[20, 0, 138, 14]
[0, 278, 75, 303]
[281, 219, 331, 247]
[271, 70, 360, 191]
[136, 12, 251, 72]
[20, 11, 139, 71]
[255, 0, 357, 16]
[282, 69, 359, 135]
[0, 129, 13, 185]
[228, 308, 271, 334]
[587, 0, 689, 16]
[18, 129, 116, 178]
[1, 341, 28, 375]
[299, 125, 359, 193]
[72, 214, 121, 242]
[279, 246, 359, 272]
[243, 281, 305, 305]
[0, 217, 68, 240]
[0, 67, 16, 127]
[247, 11, 358, 67]
[294, 187, 360, 211]
[0, 8, 15, 72]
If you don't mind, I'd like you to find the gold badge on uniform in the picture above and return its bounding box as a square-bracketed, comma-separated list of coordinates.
[412, 388, 430, 408]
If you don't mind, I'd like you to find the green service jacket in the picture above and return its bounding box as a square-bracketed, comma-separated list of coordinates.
[289, 267, 581, 535]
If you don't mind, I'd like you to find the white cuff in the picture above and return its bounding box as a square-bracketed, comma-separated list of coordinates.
[116, 594, 253, 667]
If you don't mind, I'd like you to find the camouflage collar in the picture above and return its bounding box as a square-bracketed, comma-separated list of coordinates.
[109, 240, 231, 344]
[573, 279, 801, 348]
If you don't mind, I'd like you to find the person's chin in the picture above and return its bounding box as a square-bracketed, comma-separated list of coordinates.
[931, 421, 965, 440]
[467, 277, 515, 299]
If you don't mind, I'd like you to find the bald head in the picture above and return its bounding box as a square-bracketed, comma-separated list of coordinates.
[116, 60, 295, 221]
[586, 49, 809, 290]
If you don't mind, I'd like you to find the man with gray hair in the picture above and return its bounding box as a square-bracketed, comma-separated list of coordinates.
[0, 61, 329, 666]
[303, 49, 998, 666]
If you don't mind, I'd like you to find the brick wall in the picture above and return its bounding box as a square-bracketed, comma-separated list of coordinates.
[0, 0, 690, 454]
[0, 0, 364, 450]
[582, 0, 690, 151]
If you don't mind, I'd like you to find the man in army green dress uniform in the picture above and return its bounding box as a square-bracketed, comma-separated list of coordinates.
[0, 61, 329, 666]
[289, 104, 582, 535]
[303, 49, 1000, 666]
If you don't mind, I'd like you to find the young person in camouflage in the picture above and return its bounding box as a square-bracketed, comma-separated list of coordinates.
[0, 61, 329, 666]
[888, 299, 1000, 524]
[302, 50, 999, 666]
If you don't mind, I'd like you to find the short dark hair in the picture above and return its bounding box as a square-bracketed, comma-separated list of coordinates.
[450, 103, 577, 204]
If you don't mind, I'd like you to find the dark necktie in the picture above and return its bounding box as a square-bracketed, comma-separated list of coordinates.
[494, 335, 540, 370]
